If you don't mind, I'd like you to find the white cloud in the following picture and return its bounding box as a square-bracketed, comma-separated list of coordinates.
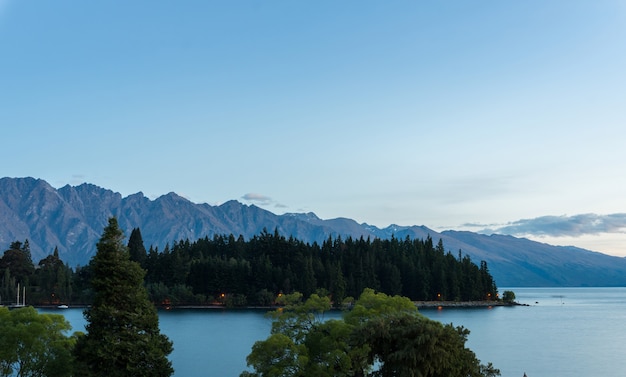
[241, 193, 290, 212]
[477, 214, 626, 238]
[241, 193, 273, 206]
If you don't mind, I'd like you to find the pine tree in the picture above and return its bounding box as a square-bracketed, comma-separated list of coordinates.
[0, 240, 35, 289]
[73, 218, 173, 377]
[128, 227, 148, 268]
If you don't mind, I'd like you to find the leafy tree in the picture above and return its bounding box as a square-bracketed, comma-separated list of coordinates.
[360, 313, 500, 377]
[241, 292, 363, 377]
[502, 290, 516, 303]
[73, 217, 174, 377]
[0, 306, 75, 377]
[242, 289, 500, 377]
[344, 288, 416, 324]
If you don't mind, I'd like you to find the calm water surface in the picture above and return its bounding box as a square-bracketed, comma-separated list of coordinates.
[41, 287, 626, 377]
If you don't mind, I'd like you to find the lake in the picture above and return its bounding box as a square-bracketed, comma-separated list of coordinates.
[40, 287, 626, 377]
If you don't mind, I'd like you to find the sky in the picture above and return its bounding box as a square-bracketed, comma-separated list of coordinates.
[2, 1, 626, 256]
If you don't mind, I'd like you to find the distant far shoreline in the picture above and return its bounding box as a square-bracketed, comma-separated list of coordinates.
[35, 300, 526, 311]
[165, 300, 527, 310]
[414, 300, 526, 308]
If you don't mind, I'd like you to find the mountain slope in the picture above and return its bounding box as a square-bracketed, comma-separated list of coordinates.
[1, 177, 626, 287]
[441, 231, 626, 287]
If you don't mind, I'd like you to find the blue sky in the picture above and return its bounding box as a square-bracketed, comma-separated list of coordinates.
[2, 1, 626, 256]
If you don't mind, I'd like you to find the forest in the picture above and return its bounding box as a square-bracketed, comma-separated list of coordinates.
[0, 228, 498, 307]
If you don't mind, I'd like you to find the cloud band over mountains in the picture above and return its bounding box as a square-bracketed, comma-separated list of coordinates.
[473, 214, 626, 237]
[241, 193, 287, 209]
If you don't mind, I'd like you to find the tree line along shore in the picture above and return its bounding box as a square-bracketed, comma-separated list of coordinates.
[2, 218, 509, 377]
[2, 227, 502, 308]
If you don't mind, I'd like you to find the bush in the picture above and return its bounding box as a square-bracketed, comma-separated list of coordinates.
[502, 290, 516, 303]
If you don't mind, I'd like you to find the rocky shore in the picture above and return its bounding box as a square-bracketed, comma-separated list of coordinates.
[414, 300, 525, 308]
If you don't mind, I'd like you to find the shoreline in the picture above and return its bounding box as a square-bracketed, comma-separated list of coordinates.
[414, 300, 525, 308]
[164, 300, 526, 310]
[35, 301, 526, 310]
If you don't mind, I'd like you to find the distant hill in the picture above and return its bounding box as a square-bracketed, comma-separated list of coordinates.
[2, 176, 626, 287]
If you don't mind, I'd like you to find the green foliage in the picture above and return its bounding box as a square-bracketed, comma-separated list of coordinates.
[150, 230, 499, 306]
[0, 306, 75, 377]
[502, 290, 516, 303]
[242, 289, 500, 377]
[2, 228, 499, 308]
[344, 288, 417, 324]
[128, 227, 148, 268]
[73, 217, 174, 377]
[0, 268, 15, 306]
[0, 240, 35, 287]
[361, 314, 499, 377]
[243, 291, 364, 377]
[35, 247, 73, 305]
[241, 333, 307, 377]
[268, 292, 332, 343]
[146, 282, 206, 306]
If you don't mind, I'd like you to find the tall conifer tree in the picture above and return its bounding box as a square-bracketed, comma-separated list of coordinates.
[128, 227, 148, 268]
[74, 218, 173, 377]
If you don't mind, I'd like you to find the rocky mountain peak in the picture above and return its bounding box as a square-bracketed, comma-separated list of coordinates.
[2, 177, 626, 287]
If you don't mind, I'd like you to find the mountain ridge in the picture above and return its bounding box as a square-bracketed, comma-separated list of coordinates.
[2, 176, 626, 287]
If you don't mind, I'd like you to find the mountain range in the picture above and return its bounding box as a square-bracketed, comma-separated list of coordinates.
[2, 176, 626, 287]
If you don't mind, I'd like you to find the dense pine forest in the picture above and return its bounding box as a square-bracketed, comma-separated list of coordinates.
[0, 229, 498, 307]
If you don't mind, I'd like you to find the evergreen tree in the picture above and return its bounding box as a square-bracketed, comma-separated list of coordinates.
[134, 229, 498, 306]
[0, 268, 15, 307]
[0, 240, 35, 287]
[73, 217, 173, 377]
[37, 247, 71, 304]
[128, 228, 148, 268]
